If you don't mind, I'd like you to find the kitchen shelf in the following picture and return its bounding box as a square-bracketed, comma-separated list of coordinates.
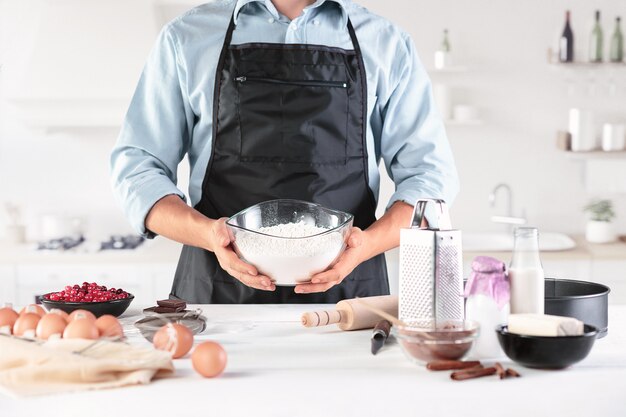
[548, 62, 626, 70]
[562, 151, 626, 160]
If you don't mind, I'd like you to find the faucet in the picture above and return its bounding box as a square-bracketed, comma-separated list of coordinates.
[489, 183, 526, 229]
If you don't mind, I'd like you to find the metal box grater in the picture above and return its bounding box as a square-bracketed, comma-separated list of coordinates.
[399, 199, 464, 322]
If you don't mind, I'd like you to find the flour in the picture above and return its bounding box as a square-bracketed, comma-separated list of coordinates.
[235, 221, 343, 257]
[233, 221, 346, 285]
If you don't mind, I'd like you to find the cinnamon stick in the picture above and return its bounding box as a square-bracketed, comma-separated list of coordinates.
[494, 362, 506, 379]
[506, 368, 521, 378]
[451, 366, 497, 381]
[427, 360, 482, 371]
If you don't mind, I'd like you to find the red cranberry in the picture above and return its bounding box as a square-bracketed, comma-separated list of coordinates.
[51, 281, 128, 304]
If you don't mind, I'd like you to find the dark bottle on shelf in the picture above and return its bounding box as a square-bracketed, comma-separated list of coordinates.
[559, 10, 574, 62]
[441, 29, 451, 53]
[610, 17, 624, 63]
[589, 10, 603, 62]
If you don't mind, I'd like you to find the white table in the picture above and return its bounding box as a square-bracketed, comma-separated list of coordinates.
[2, 304, 626, 417]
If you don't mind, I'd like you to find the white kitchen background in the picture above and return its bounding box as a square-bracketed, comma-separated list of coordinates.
[0, 0, 624, 303]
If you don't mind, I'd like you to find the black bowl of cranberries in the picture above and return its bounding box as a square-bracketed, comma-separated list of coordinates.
[41, 282, 134, 317]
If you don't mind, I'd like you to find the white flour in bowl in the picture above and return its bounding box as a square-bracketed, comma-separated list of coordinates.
[233, 221, 345, 285]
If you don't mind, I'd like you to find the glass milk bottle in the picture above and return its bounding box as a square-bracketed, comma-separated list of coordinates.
[509, 227, 544, 314]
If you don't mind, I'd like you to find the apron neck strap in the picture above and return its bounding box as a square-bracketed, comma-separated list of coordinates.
[223, 14, 237, 49]
[346, 19, 361, 56]
[223, 10, 361, 52]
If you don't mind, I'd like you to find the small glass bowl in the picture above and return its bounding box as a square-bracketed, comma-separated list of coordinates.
[226, 199, 353, 286]
[392, 319, 480, 365]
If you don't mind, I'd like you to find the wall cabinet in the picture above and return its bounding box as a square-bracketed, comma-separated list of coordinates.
[0, 266, 17, 303]
[542, 260, 593, 282]
[4, 263, 178, 307]
[451, 255, 621, 305]
[1, 254, 622, 307]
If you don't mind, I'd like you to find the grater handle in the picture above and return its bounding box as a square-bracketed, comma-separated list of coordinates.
[409, 199, 452, 230]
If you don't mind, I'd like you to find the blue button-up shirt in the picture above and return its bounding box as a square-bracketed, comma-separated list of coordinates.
[110, 0, 459, 237]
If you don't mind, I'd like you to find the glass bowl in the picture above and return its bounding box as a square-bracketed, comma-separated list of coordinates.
[226, 199, 353, 286]
[392, 319, 480, 365]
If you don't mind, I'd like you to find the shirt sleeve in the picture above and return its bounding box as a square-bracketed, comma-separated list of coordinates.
[379, 32, 460, 210]
[110, 25, 193, 238]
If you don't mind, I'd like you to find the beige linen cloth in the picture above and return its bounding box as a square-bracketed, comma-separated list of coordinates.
[0, 336, 174, 397]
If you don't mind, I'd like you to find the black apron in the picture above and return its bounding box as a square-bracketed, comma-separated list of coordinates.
[170, 12, 389, 304]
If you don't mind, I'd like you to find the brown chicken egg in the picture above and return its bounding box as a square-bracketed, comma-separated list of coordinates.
[19, 304, 46, 317]
[48, 308, 70, 322]
[191, 341, 227, 378]
[153, 323, 193, 359]
[36, 313, 67, 340]
[95, 314, 123, 338]
[63, 318, 99, 339]
[13, 312, 41, 337]
[68, 309, 96, 322]
[0, 305, 19, 334]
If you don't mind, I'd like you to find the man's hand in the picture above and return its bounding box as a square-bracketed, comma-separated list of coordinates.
[145, 196, 275, 291]
[146, 195, 413, 295]
[209, 218, 276, 291]
[292, 201, 414, 294]
[294, 227, 366, 294]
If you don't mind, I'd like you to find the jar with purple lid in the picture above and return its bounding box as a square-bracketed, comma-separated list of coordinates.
[464, 256, 510, 359]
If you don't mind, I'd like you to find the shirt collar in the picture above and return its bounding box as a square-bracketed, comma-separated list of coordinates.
[233, 0, 348, 26]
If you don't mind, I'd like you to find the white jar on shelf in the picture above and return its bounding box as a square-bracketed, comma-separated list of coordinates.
[601, 123, 626, 151]
[569, 108, 598, 151]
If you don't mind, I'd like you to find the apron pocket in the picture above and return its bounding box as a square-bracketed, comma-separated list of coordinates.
[235, 76, 349, 165]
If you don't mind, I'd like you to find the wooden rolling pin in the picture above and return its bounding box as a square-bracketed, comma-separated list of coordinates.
[301, 295, 398, 331]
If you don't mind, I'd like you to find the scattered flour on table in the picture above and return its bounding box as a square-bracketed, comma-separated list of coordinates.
[235, 221, 344, 257]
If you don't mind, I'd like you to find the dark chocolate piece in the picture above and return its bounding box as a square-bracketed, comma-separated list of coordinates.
[156, 299, 187, 309]
[143, 305, 186, 314]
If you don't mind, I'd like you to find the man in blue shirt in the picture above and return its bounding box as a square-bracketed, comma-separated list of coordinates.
[110, 0, 459, 303]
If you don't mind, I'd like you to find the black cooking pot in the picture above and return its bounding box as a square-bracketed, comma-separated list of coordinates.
[544, 278, 610, 338]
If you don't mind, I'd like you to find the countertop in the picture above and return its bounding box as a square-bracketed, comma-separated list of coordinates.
[0, 238, 182, 264]
[0, 235, 625, 265]
[463, 235, 626, 261]
[2, 304, 625, 416]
